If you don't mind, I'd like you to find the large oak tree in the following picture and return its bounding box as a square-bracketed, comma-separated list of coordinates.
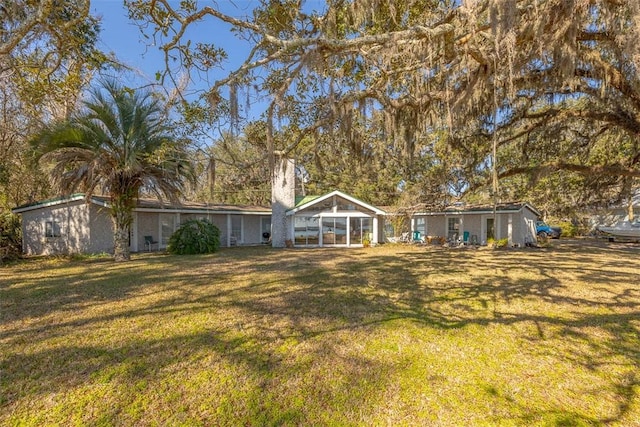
[126, 0, 640, 213]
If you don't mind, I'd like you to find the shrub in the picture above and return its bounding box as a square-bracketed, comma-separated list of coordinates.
[167, 219, 220, 255]
[487, 237, 509, 248]
[557, 220, 578, 237]
[0, 211, 22, 261]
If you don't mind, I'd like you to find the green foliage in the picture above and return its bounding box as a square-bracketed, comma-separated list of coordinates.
[0, 2, 109, 208]
[30, 79, 195, 261]
[487, 237, 509, 248]
[556, 220, 578, 238]
[0, 211, 22, 261]
[167, 219, 220, 255]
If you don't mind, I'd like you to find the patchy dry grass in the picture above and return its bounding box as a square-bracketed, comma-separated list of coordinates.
[1, 240, 639, 426]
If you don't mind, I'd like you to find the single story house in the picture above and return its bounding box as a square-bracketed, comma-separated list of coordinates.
[12, 194, 272, 256]
[12, 190, 387, 255]
[410, 202, 540, 247]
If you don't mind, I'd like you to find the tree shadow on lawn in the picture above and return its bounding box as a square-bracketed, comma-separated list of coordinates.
[2, 310, 393, 425]
[2, 244, 640, 424]
[231, 246, 640, 423]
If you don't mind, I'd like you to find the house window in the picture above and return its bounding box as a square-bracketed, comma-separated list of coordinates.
[295, 216, 308, 245]
[160, 214, 177, 246]
[294, 216, 319, 246]
[447, 217, 460, 240]
[337, 200, 356, 211]
[415, 217, 426, 235]
[307, 217, 319, 245]
[44, 220, 61, 238]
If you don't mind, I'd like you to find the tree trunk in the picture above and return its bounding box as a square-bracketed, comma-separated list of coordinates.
[111, 196, 134, 262]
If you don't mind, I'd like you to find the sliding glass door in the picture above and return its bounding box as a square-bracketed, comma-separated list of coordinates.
[322, 217, 347, 245]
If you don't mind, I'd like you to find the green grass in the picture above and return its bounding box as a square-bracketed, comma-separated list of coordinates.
[1, 240, 639, 426]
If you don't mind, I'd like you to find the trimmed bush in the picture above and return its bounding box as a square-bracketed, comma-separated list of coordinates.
[167, 219, 220, 255]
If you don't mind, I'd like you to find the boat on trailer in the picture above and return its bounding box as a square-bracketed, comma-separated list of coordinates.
[597, 220, 640, 239]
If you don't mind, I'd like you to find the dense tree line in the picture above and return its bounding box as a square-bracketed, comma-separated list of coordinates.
[0, 0, 108, 208]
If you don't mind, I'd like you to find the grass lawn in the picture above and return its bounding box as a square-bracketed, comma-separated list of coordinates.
[1, 239, 640, 426]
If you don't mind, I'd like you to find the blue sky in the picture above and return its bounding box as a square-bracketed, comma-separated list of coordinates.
[90, 1, 258, 91]
[89, 1, 330, 126]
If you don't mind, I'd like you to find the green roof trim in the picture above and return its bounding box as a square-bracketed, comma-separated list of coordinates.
[295, 195, 321, 207]
[12, 193, 87, 213]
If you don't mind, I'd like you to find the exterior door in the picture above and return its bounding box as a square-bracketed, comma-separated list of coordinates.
[261, 217, 271, 243]
[486, 218, 495, 241]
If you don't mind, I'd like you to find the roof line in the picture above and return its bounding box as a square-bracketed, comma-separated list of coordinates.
[12, 193, 95, 214]
[286, 190, 386, 215]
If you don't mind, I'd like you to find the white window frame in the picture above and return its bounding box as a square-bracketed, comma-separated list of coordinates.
[44, 220, 62, 238]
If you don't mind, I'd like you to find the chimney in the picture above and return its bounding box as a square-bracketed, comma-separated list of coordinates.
[271, 156, 295, 248]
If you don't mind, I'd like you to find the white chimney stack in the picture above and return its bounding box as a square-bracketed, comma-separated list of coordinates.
[271, 156, 295, 248]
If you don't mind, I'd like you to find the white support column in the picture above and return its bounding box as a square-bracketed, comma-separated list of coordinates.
[372, 217, 379, 244]
[508, 214, 513, 246]
[444, 214, 448, 237]
[132, 212, 138, 252]
[226, 214, 232, 247]
[346, 217, 351, 247]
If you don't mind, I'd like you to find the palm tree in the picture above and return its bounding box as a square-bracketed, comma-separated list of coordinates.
[31, 79, 194, 261]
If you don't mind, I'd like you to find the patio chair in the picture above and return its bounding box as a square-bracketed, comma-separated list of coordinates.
[412, 230, 425, 244]
[144, 235, 158, 252]
[447, 232, 456, 244]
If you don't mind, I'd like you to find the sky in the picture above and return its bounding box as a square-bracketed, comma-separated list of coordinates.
[90, 1, 259, 94]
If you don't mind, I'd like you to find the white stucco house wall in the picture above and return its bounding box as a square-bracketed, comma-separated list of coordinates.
[410, 202, 540, 247]
[12, 194, 272, 256]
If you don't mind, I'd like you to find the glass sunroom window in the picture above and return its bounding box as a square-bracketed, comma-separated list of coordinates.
[295, 216, 320, 246]
[295, 216, 308, 245]
[307, 217, 319, 245]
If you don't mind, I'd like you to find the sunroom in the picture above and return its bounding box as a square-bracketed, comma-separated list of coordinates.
[286, 190, 386, 247]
